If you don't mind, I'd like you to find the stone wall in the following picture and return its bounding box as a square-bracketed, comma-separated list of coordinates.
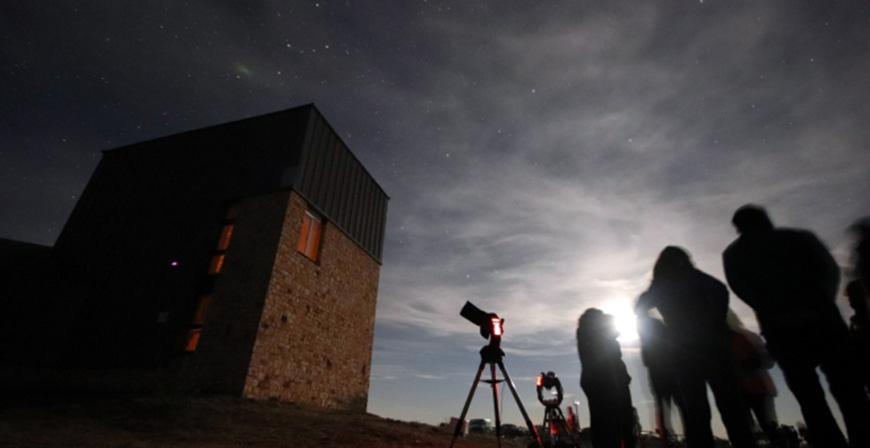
[242, 191, 380, 411]
[193, 191, 289, 395]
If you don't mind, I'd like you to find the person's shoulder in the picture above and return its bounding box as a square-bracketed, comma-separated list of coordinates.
[775, 227, 824, 247]
[723, 237, 752, 265]
[776, 227, 815, 239]
[723, 237, 742, 256]
[694, 268, 726, 288]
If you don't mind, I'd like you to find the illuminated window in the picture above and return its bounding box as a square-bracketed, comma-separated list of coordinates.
[217, 224, 234, 251]
[208, 254, 225, 274]
[185, 204, 236, 353]
[297, 210, 322, 261]
[184, 328, 201, 352]
[191, 295, 211, 325]
[183, 295, 211, 352]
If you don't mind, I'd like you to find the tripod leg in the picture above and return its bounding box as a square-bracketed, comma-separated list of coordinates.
[497, 361, 544, 448]
[543, 408, 553, 447]
[489, 363, 503, 448]
[542, 409, 550, 446]
[449, 360, 488, 448]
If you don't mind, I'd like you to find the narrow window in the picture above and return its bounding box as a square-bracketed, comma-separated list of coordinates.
[185, 204, 236, 353]
[297, 210, 322, 261]
[216, 224, 234, 251]
[183, 295, 211, 352]
[183, 329, 201, 352]
[191, 295, 211, 325]
[208, 254, 225, 274]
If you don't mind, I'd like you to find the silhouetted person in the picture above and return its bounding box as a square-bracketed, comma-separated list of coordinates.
[779, 425, 800, 448]
[723, 204, 870, 448]
[637, 246, 756, 448]
[848, 218, 870, 394]
[637, 315, 684, 446]
[727, 312, 781, 447]
[851, 217, 870, 293]
[845, 280, 870, 393]
[566, 406, 580, 434]
[576, 308, 636, 448]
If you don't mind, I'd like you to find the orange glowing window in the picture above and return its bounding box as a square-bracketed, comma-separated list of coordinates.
[208, 254, 225, 274]
[217, 224, 234, 251]
[192, 295, 211, 325]
[184, 328, 201, 352]
[297, 211, 322, 261]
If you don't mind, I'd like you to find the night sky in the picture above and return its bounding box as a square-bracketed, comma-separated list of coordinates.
[3, 1, 870, 438]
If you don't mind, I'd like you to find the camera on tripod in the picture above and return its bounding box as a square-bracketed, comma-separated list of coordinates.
[449, 301, 544, 448]
[460, 301, 504, 344]
[536, 371, 564, 407]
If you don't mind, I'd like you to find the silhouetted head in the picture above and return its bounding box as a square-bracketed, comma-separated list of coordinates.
[732, 204, 774, 235]
[578, 308, 604, 328]
[653, 246, 693, 280]
[577, 308, 617, 338]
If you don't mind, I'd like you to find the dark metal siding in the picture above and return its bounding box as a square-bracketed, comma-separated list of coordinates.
[295, 109, 388, 262]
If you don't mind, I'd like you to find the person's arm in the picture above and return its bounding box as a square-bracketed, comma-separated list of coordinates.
[707, 273, 730, 319]
[634, 290, 654, 317]
[723, 246, 761, 310]
[805, 232, 840, 301]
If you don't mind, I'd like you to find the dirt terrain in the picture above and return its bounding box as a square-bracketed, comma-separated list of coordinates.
[0, 394, 535, 448]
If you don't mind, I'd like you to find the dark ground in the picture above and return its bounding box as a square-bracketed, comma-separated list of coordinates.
[0, 393, 536, 448]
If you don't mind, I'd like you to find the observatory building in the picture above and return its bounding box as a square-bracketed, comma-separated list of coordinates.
[0, 104, 388, 411]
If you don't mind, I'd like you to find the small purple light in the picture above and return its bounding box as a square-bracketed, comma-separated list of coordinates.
[171, 261, 179, 267]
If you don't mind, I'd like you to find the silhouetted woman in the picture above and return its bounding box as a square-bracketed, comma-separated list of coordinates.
[636, 246, 756, 448]
[576, 308, 636, 448]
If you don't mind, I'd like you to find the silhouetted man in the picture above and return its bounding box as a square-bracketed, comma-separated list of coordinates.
[723, 204, 870, 448]
[636, 246, 756, 448]
[851, 217, 870, 294]
[845, 280, 870, 394]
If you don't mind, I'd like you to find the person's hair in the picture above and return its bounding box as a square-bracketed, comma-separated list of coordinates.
[578, 308, 604, 329]
[577, 308, 616, 338]
[652, 246, 693, 280]
[732, 204, 774, 234]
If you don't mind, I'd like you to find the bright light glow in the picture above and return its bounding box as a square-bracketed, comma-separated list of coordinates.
[491, 317, 502, 337]
[600, 298, 638, 343]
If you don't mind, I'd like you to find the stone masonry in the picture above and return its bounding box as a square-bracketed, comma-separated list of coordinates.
[242, 191, 380, 411]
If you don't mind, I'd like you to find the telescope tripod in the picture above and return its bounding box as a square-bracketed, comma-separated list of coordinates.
[449, 343, 543, 448]
[541, 405, 579, 448]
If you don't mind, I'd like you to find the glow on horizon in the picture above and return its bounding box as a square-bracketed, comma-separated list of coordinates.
[600, 298, 639, 343]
